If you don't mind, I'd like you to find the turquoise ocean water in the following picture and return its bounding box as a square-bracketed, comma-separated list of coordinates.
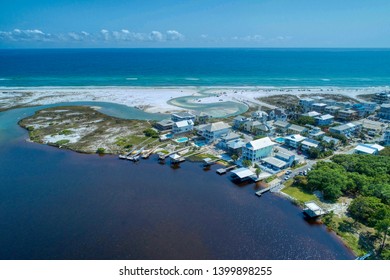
[1, 48, 390, 87]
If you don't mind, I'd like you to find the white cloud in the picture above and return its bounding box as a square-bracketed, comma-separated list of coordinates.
[149, 31, 164, 42]
[0, 29, 55, 42]
[166, 30, 184, 41]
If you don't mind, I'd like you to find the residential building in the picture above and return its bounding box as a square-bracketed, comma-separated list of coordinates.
[383, 129, 390, 146]
[218, 132, 241, 149]
[287, 124, 308, 135]
[274, 151, 295, 167]
[154, 119, 174, 131]
[329, 122, 361, 136]
[322, 136, 340, 147]
[172, 120, 194, 134]
[195, 112, 211, 124]
[242, 137, 275, 163]
[284, 134, 306, 149]
[171, 112, 196, 122]
[309, 127, 325, 138]
[324, 106, 341, 115]
[269, 108, 288, 121]
[301, 138, 320, 152]
[299, 98, 314, 112]
[262, 157, 289, 171]
[354, 119, 386, 136]
[302, 111, 321, 118]
[372, 91, 390, 104]
[251, 110, 268, 123]
[311, 103, 327, 113]
[352, 103, 377, 117]
[378, 104, 390, 120]
[243, 120, 262, 133]
[354, 143, 385, 155]
[233, 115, 248, 129]
[315, 114, 334, 126]
[197, 121, 231, 142]
[322, 99, 337, 106]
[337, 109, 357, 121]
[273, 120, 290, 133]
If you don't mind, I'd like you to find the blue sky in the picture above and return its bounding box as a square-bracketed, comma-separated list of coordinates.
[1, 0, 390, 48]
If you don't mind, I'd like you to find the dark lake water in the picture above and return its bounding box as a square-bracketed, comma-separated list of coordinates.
[0, 105, 355, 260]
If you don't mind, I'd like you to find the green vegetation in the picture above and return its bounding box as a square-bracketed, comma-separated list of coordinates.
[96, 147, 105, 154]
[55, 139, 70, 146]
[27, 126, 34, 131]
[59, 129, 72, 135]
[242, 159, 252, 167]
[143, 128, 159, 138]
[293, 153, 390, 258]
[282, 179, 319, 203]
[292, 116, 315, 126]
[379, 147, 390, 157]
[265, 175, 277, 183]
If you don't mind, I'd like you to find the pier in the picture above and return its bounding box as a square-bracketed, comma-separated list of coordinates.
[216, 165, 237, 175]
[158, 147, 189, 161]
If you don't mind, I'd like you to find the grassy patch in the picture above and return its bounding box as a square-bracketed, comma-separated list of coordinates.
[55, 139, 70, 146]
[265, 175, 277, 183]
[282, 183, 319, 203]
[59, 129, 72, 135]
[291, 162, 307, 170]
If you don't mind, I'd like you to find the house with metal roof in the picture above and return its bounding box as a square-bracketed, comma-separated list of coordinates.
[315, 114, 334, 126]
[354, 143, 384, 155]
[197, 121, 231, 142]
[284, 134, 306, 149]
[172, 120, 194, 134]
[242, 137, 275, 163]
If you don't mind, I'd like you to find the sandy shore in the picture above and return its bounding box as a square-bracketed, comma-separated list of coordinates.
[1, 86, 388, 114]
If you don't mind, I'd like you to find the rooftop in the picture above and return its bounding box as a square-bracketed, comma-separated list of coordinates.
[246, 137, 275, 150]
[288, 124, 307, 132]
[262, 157, 287, 168]
[315, 114, 334, 120]
[230, 167, 255, 179]
[284, 134, 306, 142]
[174, 120, 193, 128]
[203, 121, 231, 132]
[303, 111, 321, 117]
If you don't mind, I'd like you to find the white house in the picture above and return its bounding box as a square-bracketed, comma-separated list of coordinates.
[315, 114, 334, 126]
[242, 137, 275, 163]
[354, 143, 384, 155]
[172, 120, 194, 134]
[284, 134, 306, 149]
[197, 121, 231, 142]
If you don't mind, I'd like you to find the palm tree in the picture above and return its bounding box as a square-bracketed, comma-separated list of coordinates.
[255, 167, 261, 178]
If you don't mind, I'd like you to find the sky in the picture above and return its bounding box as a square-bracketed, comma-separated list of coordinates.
[1, 0, 390, 48]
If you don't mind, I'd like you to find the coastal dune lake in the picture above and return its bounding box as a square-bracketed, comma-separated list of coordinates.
[0, 105, 354, 260]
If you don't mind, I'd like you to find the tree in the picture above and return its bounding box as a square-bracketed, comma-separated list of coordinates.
[96, 147, 105, 154]
[322, 211, 336, 230]
[375, 218, 390, 256]
[143, 128, 159, 138]
[308, 147, 321, 159]
[242, 159, 252, 168]
[255, 167, 261, 178]
[231, 154, 238, 161]
[348, 196, 389, 227]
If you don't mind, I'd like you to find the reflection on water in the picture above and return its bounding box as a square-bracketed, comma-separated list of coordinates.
[0, 105, 354, 260]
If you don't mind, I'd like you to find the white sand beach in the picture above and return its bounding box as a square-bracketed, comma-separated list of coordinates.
[1, 86, 388, 114]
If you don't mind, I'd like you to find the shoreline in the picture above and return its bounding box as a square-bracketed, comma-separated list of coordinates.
[1, 85, 388, 115]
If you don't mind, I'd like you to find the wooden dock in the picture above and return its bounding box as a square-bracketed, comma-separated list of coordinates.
[216, 165, 236, 175]
[255, 186, 273, 197]
[158, 147, 189, 161]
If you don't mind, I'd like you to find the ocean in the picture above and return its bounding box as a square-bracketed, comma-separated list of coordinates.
[1, 48, 390, 87]
[0, 48, 376, 259]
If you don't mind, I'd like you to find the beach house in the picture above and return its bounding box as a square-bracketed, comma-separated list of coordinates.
[315, 114, 334, 126]
[172, 120, 194, 134]
[378, 104, 390, 120]
[354, 143, 385, 155]
[284, 134, 306, 149]
[171, 112, 196, 122]
[242, 137, 275, 163]
[299, 98, 315, 112]
[197, 121, 231, 142]
[383, 130, 390, 146]
[329, 122, 361, 137]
